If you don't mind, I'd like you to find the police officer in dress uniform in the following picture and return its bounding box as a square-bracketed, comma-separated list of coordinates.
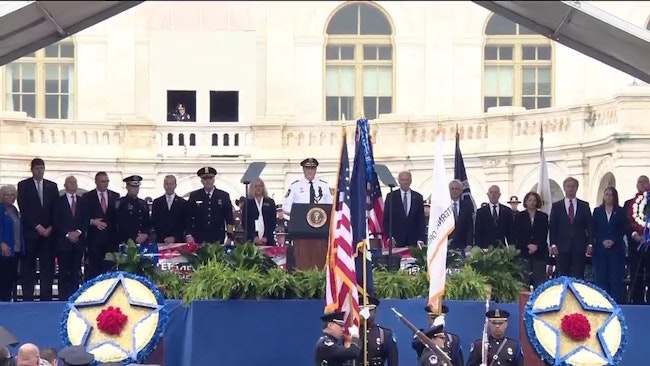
[115, 176, 151, 245]
[61, 347, 94, 366]
[418, 324, 450, 366]
[424, 199, 431, 235]
[466, 309, 524, 366]
[507, 196, 520, 214]
[412, 305, 463, 366]
[282, 158, 334, 219]
[315, 311, 361, 366]
[185, 167, 235, 244]
[356, 296, 399, 366]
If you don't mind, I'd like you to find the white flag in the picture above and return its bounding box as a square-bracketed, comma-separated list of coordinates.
[537, 136, 552, 215]
[427, 130, 456, 313]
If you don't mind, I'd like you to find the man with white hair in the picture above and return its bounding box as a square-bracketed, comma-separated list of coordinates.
[16, 343, 40, 366]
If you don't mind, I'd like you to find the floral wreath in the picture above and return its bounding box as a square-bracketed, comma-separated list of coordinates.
[630, 191, 650, 233]
[523, 276, 628, 366]
[60, 271, 168, 365]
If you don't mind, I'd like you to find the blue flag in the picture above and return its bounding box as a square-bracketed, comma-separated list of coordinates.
[454, 130, 476, 212]
[350, 118, 375, 298]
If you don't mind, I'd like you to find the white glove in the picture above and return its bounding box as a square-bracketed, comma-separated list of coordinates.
[433, 314, 446, 327]
[348, 325, 359, 338]
[359, 307, 371, 320]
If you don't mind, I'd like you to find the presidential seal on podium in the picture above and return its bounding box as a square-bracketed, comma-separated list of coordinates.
[307, 206, 327, 228]
[523, 276, 628, 366]
[60, 271, 168, 364]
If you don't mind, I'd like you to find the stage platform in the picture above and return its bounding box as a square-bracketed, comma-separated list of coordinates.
[1, 299, 647, 365]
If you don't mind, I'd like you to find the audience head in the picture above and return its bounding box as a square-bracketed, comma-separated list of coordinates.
[0, 185, 17, 207]
[562, 177, 579, 199]
[523, 191, 542, 211]
[636, 175, 649, 194]
[448, 179, 463, 201]
[16, 343, 39, 366]
[602, 186, 619, 207]
[40, 348, 57, 366]
[397, 171, 412, 191]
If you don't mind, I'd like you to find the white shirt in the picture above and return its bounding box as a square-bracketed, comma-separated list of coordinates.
[166, 193, 176, 209]
[66, 192, 77, 207]
[400, 189, 411, 214]
[564, 197, 576, 215]
[490, 203, 500, 216]
[282, 177, 333, 217]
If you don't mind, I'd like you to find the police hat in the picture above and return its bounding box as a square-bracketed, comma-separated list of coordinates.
[0, 326, 18, 347]
[508, 196, 520, 204]
[486, 309, 510, 321]
[424, 199, 431, 207]
[424, 324, 445, 338]
[98, 363, 123, 366]
[320, 311, 346, 325]
[58, 346, 86, 360]
[361, 295, 380, 310]
[197, 166, 217, 178]
[62, 348, 94, 365]
[276, 204, 283, 211]
[425, 304, 449, 315]
[123, 175, 143, 187]
[300, 158, 319, 168]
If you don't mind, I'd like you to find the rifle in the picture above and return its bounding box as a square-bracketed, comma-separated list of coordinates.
[481, 285, 493, 366]
[391, 308, 452, 364]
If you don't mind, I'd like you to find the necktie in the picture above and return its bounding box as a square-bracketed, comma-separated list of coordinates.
[568, 199, 575, 224]
[167, 195, 173, 210]
[37, 181, 43, 206]
[403, 192, 408, 215]
[309, 182, 316, 204]
[71, 195, 77, 217]
[100, 192, 107, 214]
[453, 202, 458, 220]
[492, 205, 498, 223]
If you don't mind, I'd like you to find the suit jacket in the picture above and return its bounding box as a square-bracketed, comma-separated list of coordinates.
[449, 199, 474, 250]
[592, 205, 628, 255]
[514, 210, 549, 259]
[82, 189, 120, 252]
[16, 178, 58, 239]
[52, 193, 87, 252]
[549, 198, 593, 253]
[151, 194, 188, 243]
[474, 203, 515, 248]
[382, 189, 426, 247]
[242, 196, 277, 245]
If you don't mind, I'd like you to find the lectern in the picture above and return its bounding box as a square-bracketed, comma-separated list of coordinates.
[289, 203, 331, 270]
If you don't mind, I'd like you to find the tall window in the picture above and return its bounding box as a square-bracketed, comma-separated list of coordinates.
[324, 2, 394, 121]
[483, 14, 553, 112]
[5, 40, 75, 119]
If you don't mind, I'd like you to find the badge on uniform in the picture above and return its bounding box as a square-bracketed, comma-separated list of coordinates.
[127, 203, 133, 211]
[324, 339, 334, 347]
[375, 337, 381, 345]
[217, 199, 222, 205]
[507, 347, 513, 355]
[196, 201, 203, 205]
[285, 189, 291, 198]
[428, 354, 438, 364]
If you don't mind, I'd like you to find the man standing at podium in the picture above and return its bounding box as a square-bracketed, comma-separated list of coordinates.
[282, 158, 333, 218]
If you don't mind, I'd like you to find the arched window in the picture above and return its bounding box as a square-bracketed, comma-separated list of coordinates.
[4, 39, 76, 119]
[234, 133, 239, 146]
[178, 133, 185, 146]
[166, 133, 173, 146]
[211, 133, 218, 146]
[483, 14, 553, 112]
[324, 2, 394, 121]
[223, 134, 230, 146]
[189, 133, 196, 146]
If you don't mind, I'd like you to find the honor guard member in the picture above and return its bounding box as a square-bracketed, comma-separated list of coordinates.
[315, 311, 361, 366]
[185, 167, 235, 244]
[412, 305, 463, 366]
[418, 324, 450, 366]
[356, 296, 399, 366]
[466, 309, 524, 366]
[283, 158, 334, 219]
[115, 176, 151, 245]
[424, 199, 431, 235]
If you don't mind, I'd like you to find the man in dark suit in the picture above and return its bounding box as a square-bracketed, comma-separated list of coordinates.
[448, 179, 474, 254]
[624, 175, 649, 304]
[185, 167, 235, 245]
[16, 158, 59, 301]
[52, 176, 86, 301]
[475, 185, 515, 249]
[549, 177, 593, 279]
[82, 172, 121, 280]
[151, 175, 188, 244]
[382, 171, 426, 248]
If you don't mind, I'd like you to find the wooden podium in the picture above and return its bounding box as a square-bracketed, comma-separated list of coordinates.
[289, 203, 331, 270]
[519, 291, 546, 366]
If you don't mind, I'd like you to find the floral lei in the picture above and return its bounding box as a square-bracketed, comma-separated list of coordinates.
[631, 191, 650, 231]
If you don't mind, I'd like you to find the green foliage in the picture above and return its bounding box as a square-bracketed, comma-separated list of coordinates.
[465, 245, 527, 302]
[292, 269, 326, 299]
[374, 269, 420, 299]
[155, 270, 185, 299]
[407, 246, 464, 270]
[105, 240, 158, 280]
[444, 266, 489, 300]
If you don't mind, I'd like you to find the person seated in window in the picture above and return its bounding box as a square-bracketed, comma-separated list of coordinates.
[171, 103, 191, 122]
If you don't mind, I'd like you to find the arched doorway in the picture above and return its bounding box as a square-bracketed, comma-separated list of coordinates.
[531, 179, 564, 204]
[595, 172, 616, 203]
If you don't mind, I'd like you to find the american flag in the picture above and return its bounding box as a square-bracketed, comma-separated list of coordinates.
[325, 127, 360, 343]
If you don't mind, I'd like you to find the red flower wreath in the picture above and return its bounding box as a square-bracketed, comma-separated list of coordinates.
[96, 306, 129, 336]
[560, 313, 591, 342]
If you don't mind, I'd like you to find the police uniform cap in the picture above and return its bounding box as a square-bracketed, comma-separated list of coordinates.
[424, 199, 431, 207]
[197, 166, 217, 178]
[276, 204, 283, 211]
[424, 304, 449, 315]
[98, 363, 123, 366]
[123, 175, 143, 187]
[58, 346, 86, 360]
[508, 196, 520, 204]
[424, 324, 445, 338]
[0, 326, 18, 347]
[300, 158, 319, 168]
[361, 295, 380, 310]
[486, 309, 510, 321]
[62, 348, 94, 365]
[320, 311, 346, 325]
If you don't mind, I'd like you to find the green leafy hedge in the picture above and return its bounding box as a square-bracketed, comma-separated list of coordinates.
[108, 241, 527, 304]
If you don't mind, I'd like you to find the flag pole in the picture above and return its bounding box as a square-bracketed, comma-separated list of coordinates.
[361, 115, 369, 366]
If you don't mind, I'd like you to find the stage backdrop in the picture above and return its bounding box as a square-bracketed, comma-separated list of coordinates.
[0, 299, 647, 365]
